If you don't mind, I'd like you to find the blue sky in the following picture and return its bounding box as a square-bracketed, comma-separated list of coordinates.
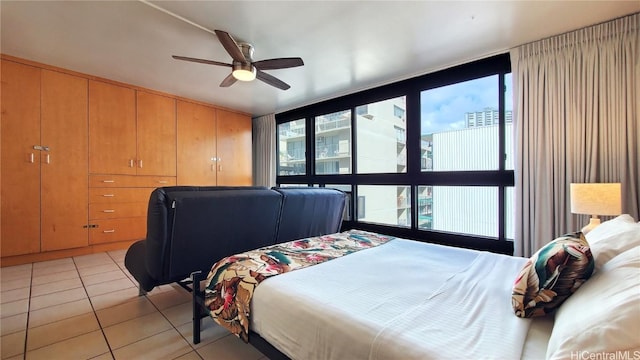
[420, 74, 513, 135]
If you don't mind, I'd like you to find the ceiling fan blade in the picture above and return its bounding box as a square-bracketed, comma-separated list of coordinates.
[220, 73, 237, 87]
[214, 30, 246, 63]
[172, 55, 231, 67]
[253, 57, 304, 70]
[256, 70, 290, 90]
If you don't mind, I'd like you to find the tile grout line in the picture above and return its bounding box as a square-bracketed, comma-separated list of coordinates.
[72, 255, 116, 360]
[22, 263, 34, 360]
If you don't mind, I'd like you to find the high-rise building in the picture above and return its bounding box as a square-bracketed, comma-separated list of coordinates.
[465, 107, 513, 127]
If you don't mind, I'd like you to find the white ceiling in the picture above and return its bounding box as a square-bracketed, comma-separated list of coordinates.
[2, 1, 638, 117]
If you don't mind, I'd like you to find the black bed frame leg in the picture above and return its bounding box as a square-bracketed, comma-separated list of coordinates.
[191, 271, 202, 344]
[138, 285, 147, 296]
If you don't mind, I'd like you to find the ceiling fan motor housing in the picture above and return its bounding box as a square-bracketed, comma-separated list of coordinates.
[232, 43, 256, 81]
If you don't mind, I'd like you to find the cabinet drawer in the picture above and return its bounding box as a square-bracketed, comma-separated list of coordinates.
[89, 174, 176, 188]
[89, 217, 146, 244]
[89, 202, 147, 220]
[89, 188, 153, 204]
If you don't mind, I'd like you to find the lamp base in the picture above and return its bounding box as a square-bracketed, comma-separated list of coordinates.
[580, 217, 601, 235]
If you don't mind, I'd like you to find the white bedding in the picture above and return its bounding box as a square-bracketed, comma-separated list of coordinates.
[251, 238, 541, 360]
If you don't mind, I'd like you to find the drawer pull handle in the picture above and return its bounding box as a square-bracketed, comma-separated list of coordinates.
[102, 194, 115, 197]
[29, 153, 35, 163]
[103, 229, 115, 233]
[158, 180, 168, 184]
[102, 210, 115, 213]
[102, 180, 115, 183]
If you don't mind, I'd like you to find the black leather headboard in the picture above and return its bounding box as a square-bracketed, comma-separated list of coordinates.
[273, 187, 346, 243]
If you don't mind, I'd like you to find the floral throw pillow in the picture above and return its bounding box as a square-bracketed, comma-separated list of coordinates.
[512, 232, 595, 318]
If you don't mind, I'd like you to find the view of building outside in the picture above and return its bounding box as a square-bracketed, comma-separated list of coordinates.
[277, 74, 515, 238]
[356, 97, 407, 174]
[354, 97, 410, 227]
[419, 74, 514, 238]
[278, 119, 305, 175]
[315, 110, 352, 175]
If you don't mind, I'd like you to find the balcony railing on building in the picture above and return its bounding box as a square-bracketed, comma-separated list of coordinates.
[316, 118, 350, 133]
[316, 142, 350, 159]
[279, 127, 305, 138]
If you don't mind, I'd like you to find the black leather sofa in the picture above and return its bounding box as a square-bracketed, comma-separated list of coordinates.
[124, 186, 346, 293]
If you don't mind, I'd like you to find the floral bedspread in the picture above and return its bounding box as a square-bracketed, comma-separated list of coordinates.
[203, 229, 393, 342]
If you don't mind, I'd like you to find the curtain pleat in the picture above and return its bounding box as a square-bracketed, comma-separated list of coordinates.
[511, 13, 639, 257]
[252, 114, 276, 188]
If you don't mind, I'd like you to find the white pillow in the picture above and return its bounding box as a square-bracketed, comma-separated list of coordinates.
[585, 214, 640, 270]
[586, 214, 637, 242]
[546, 246, 640, 359]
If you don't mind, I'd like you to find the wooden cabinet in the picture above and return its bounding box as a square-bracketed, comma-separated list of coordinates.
[88, 175, 175, 244]
[40, 69, 89, 251]
[89, 80, 137, 175]
[89, 83, 177, 177]
[1, 55, 251, 266]
[177, 100, 217, 185]
[1, 60, 42, 256]
[176, 100, 252, 186]
[216, 109, 252, 186]
[1, 60, 89, 255]
[136, 91, 176, 176]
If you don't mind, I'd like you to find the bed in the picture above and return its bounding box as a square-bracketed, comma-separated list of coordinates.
[191, 215, 640, 360]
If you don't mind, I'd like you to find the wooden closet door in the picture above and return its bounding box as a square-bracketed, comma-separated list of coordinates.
[0, 60, 41, 256]
[177, 100, 217, 185]
[40, 70, 89, 251]
[216, 109, 252, 186]
[89, 80, 136, 175]
[136, 91, 176, 176]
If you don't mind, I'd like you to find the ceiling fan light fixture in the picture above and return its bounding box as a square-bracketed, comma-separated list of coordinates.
[232, 63, 256, 81]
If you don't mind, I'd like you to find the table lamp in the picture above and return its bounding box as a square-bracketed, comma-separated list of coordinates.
[570, 183, 622, 234]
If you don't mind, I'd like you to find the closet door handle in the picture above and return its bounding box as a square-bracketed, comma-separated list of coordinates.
[138, 160, 143, 168]
[129, 159, 134, 168]
[103, 229, 115, 233]
[29, 153, 35, 163]
[45, 154, 50, 164]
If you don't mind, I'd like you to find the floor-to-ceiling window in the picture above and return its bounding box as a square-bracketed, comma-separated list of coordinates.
[276, 54, 513, 254]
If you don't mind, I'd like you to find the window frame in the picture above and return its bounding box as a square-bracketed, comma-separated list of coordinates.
[275, 53, 513, 255]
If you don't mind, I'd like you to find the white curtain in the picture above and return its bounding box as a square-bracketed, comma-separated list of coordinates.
[252, 114, 276, 188]
[511, 13, 639, 257]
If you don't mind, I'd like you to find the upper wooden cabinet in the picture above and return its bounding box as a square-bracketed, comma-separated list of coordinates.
[89, 82, 177, 176]
[136, 91, 176, 176]
[216, 109, 252, 186]
[177, 100, 217, 185]
[89, 80, 137, 175]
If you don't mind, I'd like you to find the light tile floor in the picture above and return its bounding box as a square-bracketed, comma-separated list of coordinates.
[0, 250, 269, 360]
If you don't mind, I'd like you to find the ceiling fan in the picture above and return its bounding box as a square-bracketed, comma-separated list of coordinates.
[173, 30, 304, 90]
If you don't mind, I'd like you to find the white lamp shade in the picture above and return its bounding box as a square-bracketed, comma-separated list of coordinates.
[570, 183, 622, 216]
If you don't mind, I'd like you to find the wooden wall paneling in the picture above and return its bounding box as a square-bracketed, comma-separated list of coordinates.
[177, 100, 217, 185]
[136, 91, 176, 176]
[216, 109, 253, 186]
[89, 80, 136, 175]
[40, 70, 89, 251]
[0, 60, 42, 256]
